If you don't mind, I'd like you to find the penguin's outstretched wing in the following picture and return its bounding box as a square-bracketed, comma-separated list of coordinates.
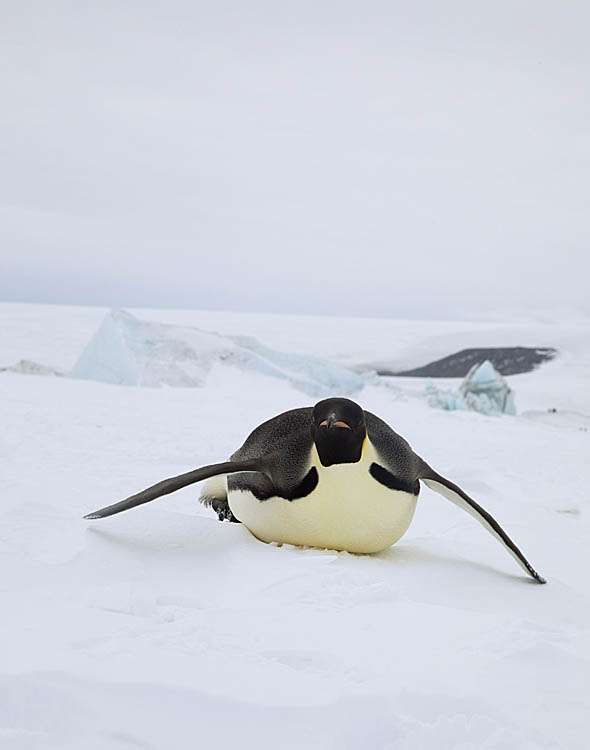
[84, 457, 272, 520]
[419, 461, 546, 584]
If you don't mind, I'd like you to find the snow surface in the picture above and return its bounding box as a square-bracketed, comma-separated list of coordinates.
[1, 302, 589, 749]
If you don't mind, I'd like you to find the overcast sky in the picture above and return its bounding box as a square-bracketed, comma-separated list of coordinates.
[1, 1, 589, 319]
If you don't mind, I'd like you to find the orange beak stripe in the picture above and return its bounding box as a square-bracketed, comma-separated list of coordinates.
[319, 419, 351, 429]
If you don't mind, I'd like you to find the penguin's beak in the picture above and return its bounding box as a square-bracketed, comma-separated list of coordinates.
[319, 414, 351, 430]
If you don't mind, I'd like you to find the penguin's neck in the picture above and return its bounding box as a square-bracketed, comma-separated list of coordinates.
[309, 436, 375, 484]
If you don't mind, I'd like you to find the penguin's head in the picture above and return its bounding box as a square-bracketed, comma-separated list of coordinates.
[311, 398, 366, 467]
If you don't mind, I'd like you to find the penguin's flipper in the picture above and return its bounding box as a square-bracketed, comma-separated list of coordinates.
[83, 457, 270, 520]
[419, 462, 546, 584]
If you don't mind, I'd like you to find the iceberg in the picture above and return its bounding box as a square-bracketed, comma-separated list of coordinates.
[70, 309, 364, 397]
[427, 360, 516, 416]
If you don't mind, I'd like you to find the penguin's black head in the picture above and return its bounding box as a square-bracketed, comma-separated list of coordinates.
[311, 398, 366, 467]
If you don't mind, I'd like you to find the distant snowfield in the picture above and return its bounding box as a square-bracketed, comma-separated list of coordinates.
[1, 302, 589, 750]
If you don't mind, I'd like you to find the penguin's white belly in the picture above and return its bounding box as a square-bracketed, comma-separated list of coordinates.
[228, 446, 418, 554]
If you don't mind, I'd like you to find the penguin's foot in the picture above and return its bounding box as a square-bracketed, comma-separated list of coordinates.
[211, 498, 241, 523]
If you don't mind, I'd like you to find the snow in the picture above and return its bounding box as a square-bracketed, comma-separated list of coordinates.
[427, 360, 516, 415]
[1, 302, 589, 749]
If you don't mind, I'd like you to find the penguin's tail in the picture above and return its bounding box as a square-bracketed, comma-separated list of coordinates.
[418, 459, 547, 584]
[83, 458, 270, 520]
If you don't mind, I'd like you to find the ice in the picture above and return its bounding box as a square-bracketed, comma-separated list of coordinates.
[227, 333, 363, 396]
[70, 309, 364, 397]
[427, 360, 516, 415]
[460, 360, 517, 415]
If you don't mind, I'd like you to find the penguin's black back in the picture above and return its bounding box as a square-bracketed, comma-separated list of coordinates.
[363, 411, 422, 488]
[228, 407, 314, 498]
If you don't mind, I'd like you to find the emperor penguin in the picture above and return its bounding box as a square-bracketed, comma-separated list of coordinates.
[84, 397, 546, 583]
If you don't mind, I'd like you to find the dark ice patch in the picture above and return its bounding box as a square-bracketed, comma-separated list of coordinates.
[377, 347, 557, 378]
